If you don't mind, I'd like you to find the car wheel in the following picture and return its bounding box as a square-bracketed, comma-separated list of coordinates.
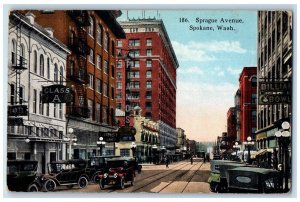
[27, 184, 39, 192]
[78, 176, 88, 189]
[44, 179, 56, 192]
[99, 178, 105, 190]
[93, 172, 101, 183]
[119, 177, 125, 189]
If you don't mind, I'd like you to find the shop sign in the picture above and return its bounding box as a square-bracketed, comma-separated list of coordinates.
[259, 81, 291, 93]
[42, 85, 73, 103]
[99, 132, 119, 142]
[8, 118, 23, 126]
[258, 94, 291, 105]
[118, 133, 136, 141]
[118, 126, 136, 135]
[8, 105, 28, 116]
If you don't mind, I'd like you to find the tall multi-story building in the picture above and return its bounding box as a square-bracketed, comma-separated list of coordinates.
[8, 12, 70, 173]
[256, 11, 292, 154]
[239, 67, 257, 144]
[227, 107, 237, 148]
[26, 10, 125, 159]
[116, 19, 179, 153]
[234, 89, 241, 141]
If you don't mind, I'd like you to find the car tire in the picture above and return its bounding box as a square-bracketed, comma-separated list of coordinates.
[99, 178, 105, 190]
[27, 183, 39, 192]
[78, 176, 88, 189]
[44, 179, 56, 192]
[93, 172, 101, 183]
[119, 177, 125, 189]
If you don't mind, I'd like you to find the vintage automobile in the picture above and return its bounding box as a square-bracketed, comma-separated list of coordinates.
[226, 167, 281, 193]
[88, 155, 120, 183]
[41, 159, 93, 191]
[98, 157, 136, 189]
[208, 160, 246, 193]
[7, 160, 42, 192]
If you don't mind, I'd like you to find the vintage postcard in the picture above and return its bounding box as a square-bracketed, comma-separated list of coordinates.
[5, 8, 293, 196]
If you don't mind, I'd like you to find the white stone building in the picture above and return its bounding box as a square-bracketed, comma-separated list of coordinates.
[7, 12, 70, 173]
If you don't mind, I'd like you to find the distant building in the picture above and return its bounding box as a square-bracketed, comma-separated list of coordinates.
[227, 107, 237, 148]
[239, 67, 257, 144]
[234, 89, 241, 141]
[176, 128, 187, 159]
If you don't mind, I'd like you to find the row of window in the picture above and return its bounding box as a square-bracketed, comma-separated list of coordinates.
[116, 81, 152, 89]
[8, 125, 63, 138]
[11, 40, 64, 83]
[116, 71, 152, 79]
[117, 39, 152, 47]
[88, 74, 113, 98]
[117, 60, 152, 68]
[87, 101, 112, 124]
[87, 16, 114, 54]
[116, 91, 152, 100]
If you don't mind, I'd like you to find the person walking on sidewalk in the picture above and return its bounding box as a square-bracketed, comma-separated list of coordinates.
[165, 157, 169, 168]
[190, 156, 193, 165]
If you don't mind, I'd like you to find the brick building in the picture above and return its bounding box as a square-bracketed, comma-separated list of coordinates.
[115, 19, 179, 153]
[227, 107, 237, 148]
[239, 67, 257, 144]
[26, 10, 125, 159]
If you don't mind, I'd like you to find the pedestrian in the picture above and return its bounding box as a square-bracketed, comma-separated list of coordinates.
[190, 156, 193, 165]
[203, 155, 206, 163]
[165, 157, 169, 168]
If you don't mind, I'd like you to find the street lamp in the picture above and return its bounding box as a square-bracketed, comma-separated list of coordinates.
[131, 142, 136, 158]
[275, 121, 291, 192]
[244, 136, 255, 164]
[25, 137, 30, 143]
[233, 141, 240, 157]
[161, 146, 166, 162]
[97, 137, 106, 156]
[63, 128, 77, 160]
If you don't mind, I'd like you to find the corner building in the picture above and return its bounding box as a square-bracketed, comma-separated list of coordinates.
[116, 19, 179, 152]
[28, 10, 125, 159]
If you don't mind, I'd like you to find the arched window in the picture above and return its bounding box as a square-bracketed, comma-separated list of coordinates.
[70, 60, 74, 76]
[104, 32, 109, 51]
[251, 76, 257, 87]
[20, 44, 25, 66]
[11, 40, 17, 65]
[54, 64, 58, 83]
[88, 16, 94, 36]
[96, 24, 102, 44]
[33, 50, 37, 73]
[60, 66, 63, 84]
[40, 54, 44, 77]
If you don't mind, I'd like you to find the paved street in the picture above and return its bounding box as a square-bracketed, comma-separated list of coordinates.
[54, 158, 211, 194]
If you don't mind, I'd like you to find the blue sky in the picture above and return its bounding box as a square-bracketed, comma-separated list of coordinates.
[118, 10, 257, 142]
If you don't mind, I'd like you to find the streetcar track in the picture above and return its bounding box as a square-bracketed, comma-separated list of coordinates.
[106, 160, 196, 193]
[156, 161, 204, 193]
[181, 162, 204, 193]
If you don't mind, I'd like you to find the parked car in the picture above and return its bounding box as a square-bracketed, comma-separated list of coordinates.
[208, 160, 246, 193]
[98, 157, 136, 189]
[41, 159, 92, 191]
[88, 155, 120, 183]
[7, 160, 42, 192]
[226, 167, 281, 193]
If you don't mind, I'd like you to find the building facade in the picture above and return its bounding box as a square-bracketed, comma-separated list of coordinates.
[239, 67, 257, 145]
[226, 107, 237, 148]
[176, 128, 187, 159]
[256, 11, 292, 151]
[8, 12, 70, 173]
[115, 19, 179, 153]
[27, 10, 125, 159]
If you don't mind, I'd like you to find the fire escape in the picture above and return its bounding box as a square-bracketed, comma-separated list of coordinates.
[67, 10, 90, 118]
[8, 16, 28, 126]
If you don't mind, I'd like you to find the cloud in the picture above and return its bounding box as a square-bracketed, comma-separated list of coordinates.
[227, 67, 242, 75]
[177, 66, 204, 75]
[172, 41, 216, 62]
[171, 40, 247, 62]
